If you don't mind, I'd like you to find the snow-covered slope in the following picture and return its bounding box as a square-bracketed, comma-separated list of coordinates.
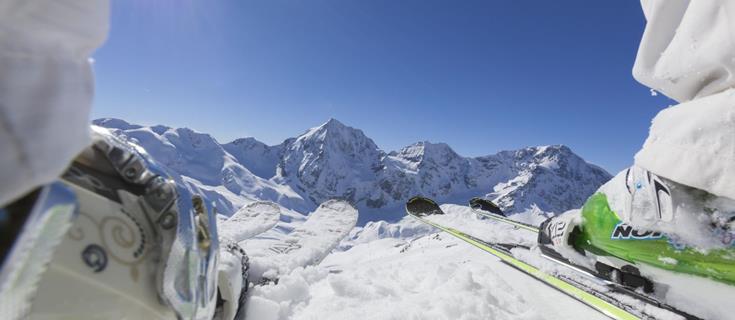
[482, 145, 612, 214]
[246, 237, 608, 320]
[223, 138, 283, 180]
[93, 118, 610, 222]
[257, 204, 732, 320]
[275, 118, 385, 207]
[92, 118, 309, 214]
[245, 204, 612, 320]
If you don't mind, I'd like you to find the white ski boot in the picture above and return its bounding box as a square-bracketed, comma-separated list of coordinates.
[0, 127, 249, 319]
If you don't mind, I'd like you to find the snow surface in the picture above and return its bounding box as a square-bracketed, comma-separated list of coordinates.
[244, 204, 734, 320]
[244, 205, 604, 320]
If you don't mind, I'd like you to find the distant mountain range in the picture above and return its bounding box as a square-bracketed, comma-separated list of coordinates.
[93, 118, 611, 223]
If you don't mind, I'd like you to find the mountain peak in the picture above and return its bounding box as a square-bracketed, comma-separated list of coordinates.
[397, 141, 459, 160]
[304, 118, 349, 134]
[307, 118, 354, 137]
[150, 124, 171, 135]
[92, 118, 141, 130]
[298, 118, 373, 145]
[323, 118, 346, 128]
[278, 119, 384, 203]
[416, 141, 454, 152]
[531, 144, 571, 155]
[228, 137, 261, 146]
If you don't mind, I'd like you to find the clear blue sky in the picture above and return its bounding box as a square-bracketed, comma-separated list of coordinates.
[92, 0, 674, 174]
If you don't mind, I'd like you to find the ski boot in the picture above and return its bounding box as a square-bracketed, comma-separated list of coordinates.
[0, 126, 249, 320]
[539, 166, 735, 292]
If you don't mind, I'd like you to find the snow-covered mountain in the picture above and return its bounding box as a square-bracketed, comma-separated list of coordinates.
[92, 118, 307, 214]
[93, 118, 611, 222]
[275, 119, 385, 207]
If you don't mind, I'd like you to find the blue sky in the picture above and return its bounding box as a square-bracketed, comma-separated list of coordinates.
[92, 0, 673, 174]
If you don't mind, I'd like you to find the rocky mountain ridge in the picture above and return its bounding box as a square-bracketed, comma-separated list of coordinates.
[93, 118, 611, 222]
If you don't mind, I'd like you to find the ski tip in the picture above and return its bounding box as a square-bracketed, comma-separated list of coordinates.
[405, 196, 443, 217]
[319, 199, 358, 213]
[245, 201, 282, 213]
[469, 197, 505, 216]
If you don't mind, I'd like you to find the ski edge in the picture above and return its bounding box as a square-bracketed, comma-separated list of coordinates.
[468, 198, 539, 233]
[472, 208, 540, 233]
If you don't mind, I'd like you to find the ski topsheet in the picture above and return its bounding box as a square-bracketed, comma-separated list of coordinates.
[469, 197, 539, 233]
[217, 201, 281, 242]
[407, 196, 640, 320]
[244, 200, 358, 282]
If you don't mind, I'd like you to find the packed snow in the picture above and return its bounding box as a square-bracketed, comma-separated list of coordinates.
[243, 204, 734, 320]
[244, 212, 606, 320]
